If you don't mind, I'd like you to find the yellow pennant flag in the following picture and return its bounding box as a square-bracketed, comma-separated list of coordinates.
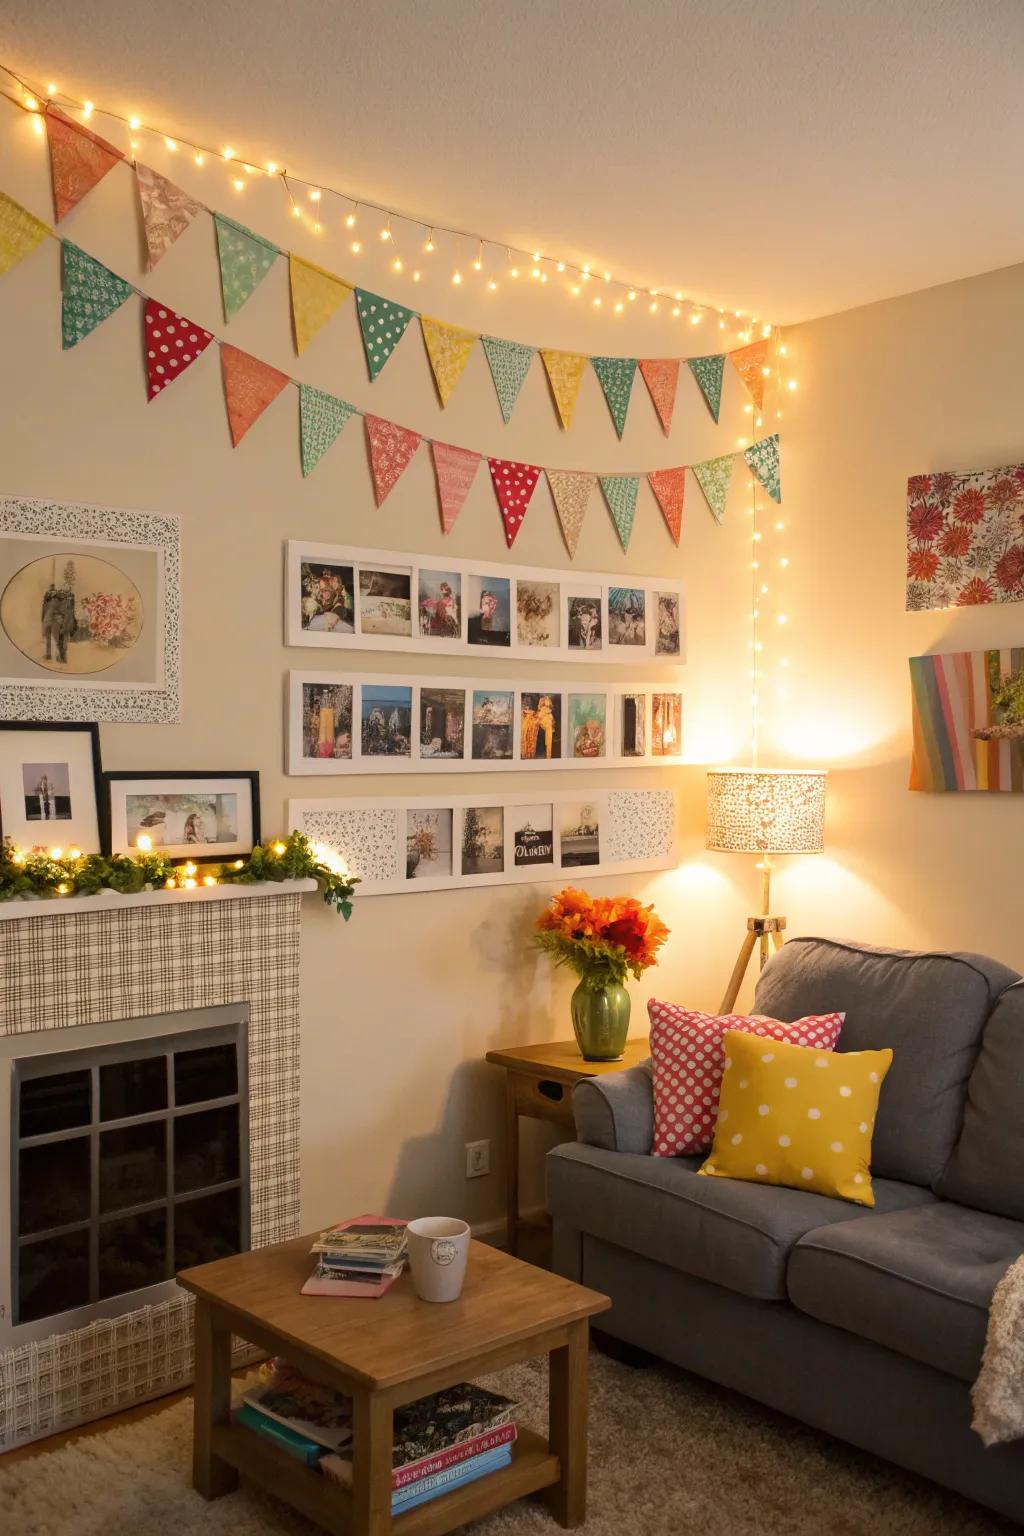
[541, 348, 587, 430]
[0, 192, 51, 277]
[289, 253, 353, 355]
[420, 315, 478, 407]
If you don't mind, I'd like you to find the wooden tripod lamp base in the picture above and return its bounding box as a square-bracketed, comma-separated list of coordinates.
[719, 913, 787, 1014]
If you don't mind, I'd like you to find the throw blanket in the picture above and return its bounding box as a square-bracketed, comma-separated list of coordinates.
[973, 1253, 1024, 1446]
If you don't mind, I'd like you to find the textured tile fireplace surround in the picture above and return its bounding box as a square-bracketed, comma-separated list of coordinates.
[0, 886, 307, 1449]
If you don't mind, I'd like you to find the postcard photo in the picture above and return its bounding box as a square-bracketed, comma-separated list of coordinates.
[105, 771, 258, 861]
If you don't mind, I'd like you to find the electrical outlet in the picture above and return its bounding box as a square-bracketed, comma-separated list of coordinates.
[465, 1139, 490, 1178]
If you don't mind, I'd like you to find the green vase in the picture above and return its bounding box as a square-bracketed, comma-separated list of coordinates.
[570, 979, 631, 1061]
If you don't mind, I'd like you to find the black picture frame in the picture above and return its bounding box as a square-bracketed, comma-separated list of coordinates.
[0, 720, 106, 852]
[102, 770, 261, 863]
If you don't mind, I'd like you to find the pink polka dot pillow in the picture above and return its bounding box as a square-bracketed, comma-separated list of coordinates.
[647, 1000, 845, 1157]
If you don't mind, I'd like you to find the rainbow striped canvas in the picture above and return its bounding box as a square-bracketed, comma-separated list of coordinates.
[910, 648, 1024, 792]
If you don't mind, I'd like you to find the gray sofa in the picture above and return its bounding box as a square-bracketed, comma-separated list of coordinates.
[547, 937, 1024, 1524]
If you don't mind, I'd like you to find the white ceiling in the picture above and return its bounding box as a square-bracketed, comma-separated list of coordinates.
[2, 0, 1022, 322]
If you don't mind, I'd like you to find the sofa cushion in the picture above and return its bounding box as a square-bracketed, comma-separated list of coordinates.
[788, 1201, 1024, 1382]
[939, 984, 1024, 1220]
[545, 1138, 935, 1302]
[753, 937, 1019, 1188]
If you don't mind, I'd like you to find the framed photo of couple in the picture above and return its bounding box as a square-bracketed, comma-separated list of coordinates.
[285, 541, 684, 666]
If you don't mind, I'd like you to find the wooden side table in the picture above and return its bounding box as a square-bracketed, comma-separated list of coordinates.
[485, 1038, 650, 1255]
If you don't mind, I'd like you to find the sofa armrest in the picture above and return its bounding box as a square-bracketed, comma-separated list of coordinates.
[572, 1063, 654, 1153]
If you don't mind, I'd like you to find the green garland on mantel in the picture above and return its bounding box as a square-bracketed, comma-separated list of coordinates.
[0, 830, 358, 919]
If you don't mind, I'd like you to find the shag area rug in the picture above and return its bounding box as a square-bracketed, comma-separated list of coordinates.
[0, 1351, 1014, 1536]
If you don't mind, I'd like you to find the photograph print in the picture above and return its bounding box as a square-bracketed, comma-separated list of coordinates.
[569, 693, 607, 758]
[515, 579, 559, 648]
[466, 574, 511, 647]
[0, 721, 103, 853]
[406, 808, 453, 880]
[560, 800, 600, 868]
[461, 806, 504, 876]
[512, 803, 554, 867]
[608, 588, 646, 647]
[652, 692, 683, 756]
[471, 689, 514, 760]
[567, 592, 602, 651]
[359, 567, 412, 636]
[302, 681, 353, 761]
[655, 592, 681, 656]
[420, 687, 466, 759]
[300, 561, 355, 634]
[23, 761, 72, 821]
[418, 569, 462, 639]
[621, 693, 647, 758]
[361, 683, 413, 757]
[520, 692, 562, 760]
[105, 771, 258, 861]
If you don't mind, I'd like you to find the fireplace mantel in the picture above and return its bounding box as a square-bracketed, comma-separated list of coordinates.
[0, 879, 318, 922]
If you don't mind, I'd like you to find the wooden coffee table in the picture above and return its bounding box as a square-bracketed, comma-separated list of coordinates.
[177, 1235, 610, 1536]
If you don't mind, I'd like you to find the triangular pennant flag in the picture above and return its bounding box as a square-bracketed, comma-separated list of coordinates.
[730, 339, 770, 410]
[45, 106, 124, 222]
[61, 242, 133, 349]
[289, 254, 353, 355]
[547, 471, 595, 559]
[420, 315, 478, 407]
[356, 289, 415, 380]
[214, 213, 279, 321]
[365, 414, 422, 505]
[687, 354, 726, 423]
[744, 434, 782, 503]
[135, 163, 201, 270]
[481, 336, 534, 423]
[540, 348, 587, 430]
[487, 457, 543, 548]
[599, 475, 640, 552]
[432, 442, 481, 534]
[299, 383, 356, 476]
[144, 300, 214, 399]
[648, 466, 687, 546]
[590, 357, 637, 439]
[220, 344, 290, 446]
[0, 191, 51, 276]
[638, 359, 680, 435]
[692, 453, 737, 524]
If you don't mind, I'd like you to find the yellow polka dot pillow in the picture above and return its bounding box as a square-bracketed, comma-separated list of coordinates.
[699, 1029, 893, 1207]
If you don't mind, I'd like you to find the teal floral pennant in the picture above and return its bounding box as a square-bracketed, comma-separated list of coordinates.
[599, 474, 640, 551]
[744, 433, 781, 503]
[692, 453, 736, 523]
[591, 356, 637, 439]
[61, 242, 133, 349]
[214, 213, 279, 321]
[481, 336, 535, 423]
[687, 353, 726, 423]
[300, 384, 356, 477]
[356, 289, 415, 380]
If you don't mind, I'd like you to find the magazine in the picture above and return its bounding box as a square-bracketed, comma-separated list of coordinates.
[241, 1378, 353, 1452]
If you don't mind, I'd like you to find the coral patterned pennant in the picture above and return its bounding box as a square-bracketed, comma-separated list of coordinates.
[730, 339, 770, 410]
[540, 348, 587, 430]
[481, 336, 534, 422]
[487, 457, 542, 548]
[289, 255, 353, 355]
[144, 300, 214, 400]
[45, 107, 125, 222]
[638, 359, 680, 435]
[648, 466, 686, 546]
[134, 163, 201, 270]
[692, 453, 736, 524]
[0, 191, 51, 276]
[356, 289, 415, 380]
[547, 471, 595, 559]
[432, 441, 481, 533]
[688, 353, 726, 422]
[590, 357, 637, 439]
[365, 414, 422, 505]
[599, 475, 640, 552]
[299, 384, 356, 476]
[420, 316, 478, 407]
[220, 344, 290, 447]
[744, 434, 781, 503]
[61, 242, 133, 349]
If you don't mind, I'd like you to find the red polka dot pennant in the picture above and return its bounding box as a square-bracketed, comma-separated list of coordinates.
[365, 414, 423, 506]
[143, 301, 214, 400]
[487, 456, 543, 548]
[647, 465, 687, 546]
[220, 343, 290, 447]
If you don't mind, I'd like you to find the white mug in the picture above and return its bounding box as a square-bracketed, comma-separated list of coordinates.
[406, 1217, 471, 1303]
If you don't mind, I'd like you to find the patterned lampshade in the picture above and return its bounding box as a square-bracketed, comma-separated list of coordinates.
[706, 769, 827, 855]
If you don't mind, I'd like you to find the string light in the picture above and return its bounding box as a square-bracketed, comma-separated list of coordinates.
[82, 99, 93, 118]
[472, 240, 483, 272]
[232, 177, 245, 192]
[309, 187, 321, 201]
[271, 842, 287, 857]
[193, 151, 204, 166]
[135, 833, 153, 853]
[452, 269, 463, 285]
[345, 209, 357, 227]
[392, 256, 403, 272]
[350, 239, 362, 253]
[424, 230, 435, 252]
[222, 145, 234, 160]
[413, 269, 422, 282]
[265, 160, 278, 174]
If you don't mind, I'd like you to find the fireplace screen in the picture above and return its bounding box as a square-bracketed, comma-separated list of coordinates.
[4, 1005, 249, 1344]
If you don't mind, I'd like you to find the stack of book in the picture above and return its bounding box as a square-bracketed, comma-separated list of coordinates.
[301, 1214, 408, 1299]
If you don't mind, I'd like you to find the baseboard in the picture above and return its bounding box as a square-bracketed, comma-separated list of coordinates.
[472, 1205, 547, 1249]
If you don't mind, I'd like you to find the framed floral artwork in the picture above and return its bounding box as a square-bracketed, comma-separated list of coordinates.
[906, 465, 1024, 611]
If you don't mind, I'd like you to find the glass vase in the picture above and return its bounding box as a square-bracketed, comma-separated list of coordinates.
[570, 979, 631, 1061]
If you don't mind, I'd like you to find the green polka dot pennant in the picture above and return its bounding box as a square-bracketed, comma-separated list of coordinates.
[744, 433, 782, 503]
[355, 289, 415, 380]
[481, 336, 535, 423]
[687, 353, 726, 423]
[599, 475, 640, 552]
[299, 384, 357, 477]
[692, 452, 737, 524]
[214, 213, 280, 321]
[591, 356, 637, 439]
[61, 241, 133, 349]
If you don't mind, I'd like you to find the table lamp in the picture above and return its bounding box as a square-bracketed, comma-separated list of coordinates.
[706, 768, 827, 1012]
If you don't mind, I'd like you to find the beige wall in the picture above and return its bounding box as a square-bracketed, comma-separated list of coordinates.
[2, 116, 1020, 1235]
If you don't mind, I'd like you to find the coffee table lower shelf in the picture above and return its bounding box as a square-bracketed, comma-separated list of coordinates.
[212, 1421, 561, 1536]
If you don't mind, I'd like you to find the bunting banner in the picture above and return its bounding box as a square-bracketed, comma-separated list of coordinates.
[730, 338, 770, 409]
[214, 213, 279, 321]
[365, 413, 422, 505]
[591, 356, 637, 439]
[0, 190, 51, 276]
[134, 163, 201, 270]
[481, 336, 534, 423]
[648, 466, 686, 546]
[547, 470, 595, 559]
[541, 348, 588, 430]
[356, 289, 415, 380]
[144, 300, 214, 399]
[432, 441, 481, 534]
[688, 353, 726, 423]
[420, 315, 478, 407]
[289, 254, 353, 355]
[221, 344, 290, 446]
[744, 432, 781, 503]
[299, 383, 356, 476]
[488, 457, 543, 548]
[638, 358, 680, 435]
[61, 241, 132, 349]
[600, 475, 640, 552]
[692, 453, 736, 524]
[44, 106, 124, 222]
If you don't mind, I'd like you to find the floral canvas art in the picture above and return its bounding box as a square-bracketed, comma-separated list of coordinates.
[906, 464, 1024, 610]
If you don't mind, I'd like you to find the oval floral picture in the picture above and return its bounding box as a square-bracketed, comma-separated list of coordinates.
[1, 553, 144, 675]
